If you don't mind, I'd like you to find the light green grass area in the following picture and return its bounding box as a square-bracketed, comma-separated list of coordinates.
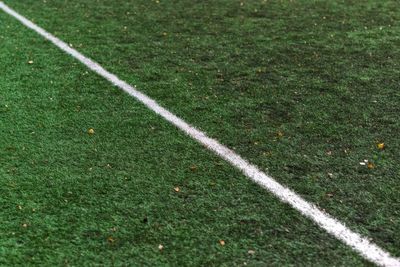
[1, 0, 399, 265]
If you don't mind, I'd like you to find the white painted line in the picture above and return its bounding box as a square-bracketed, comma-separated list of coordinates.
[1, 2, 398, 266]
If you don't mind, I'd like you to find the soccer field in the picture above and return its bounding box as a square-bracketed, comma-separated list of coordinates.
[1, 0, 399, 266]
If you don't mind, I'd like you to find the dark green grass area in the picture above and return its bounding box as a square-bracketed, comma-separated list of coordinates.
[4, 0, 399, 259]
[1, 0, 399, 264]
[0, 12, 372, 266]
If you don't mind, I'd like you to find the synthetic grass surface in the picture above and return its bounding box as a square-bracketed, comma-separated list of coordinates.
[0, 10, 370, 266]
[1, 0, 399, 265]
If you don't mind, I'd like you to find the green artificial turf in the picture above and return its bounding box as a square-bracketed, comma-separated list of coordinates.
[1, 0, 399, 265]
[0, 10, 370, 266]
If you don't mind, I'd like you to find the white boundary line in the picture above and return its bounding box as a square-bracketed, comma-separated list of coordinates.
[1, 2, 399, 266]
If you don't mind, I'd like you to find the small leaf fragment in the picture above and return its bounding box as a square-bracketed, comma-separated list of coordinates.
[190, 165, 197, 172]
[377, 143, 385, 150]
[367, 162, 375, 169]
[248, 250, 255, 255]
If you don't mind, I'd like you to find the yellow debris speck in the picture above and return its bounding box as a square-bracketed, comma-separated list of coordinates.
[367, 162, 375, 169]
[377, 143, 385, 150]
